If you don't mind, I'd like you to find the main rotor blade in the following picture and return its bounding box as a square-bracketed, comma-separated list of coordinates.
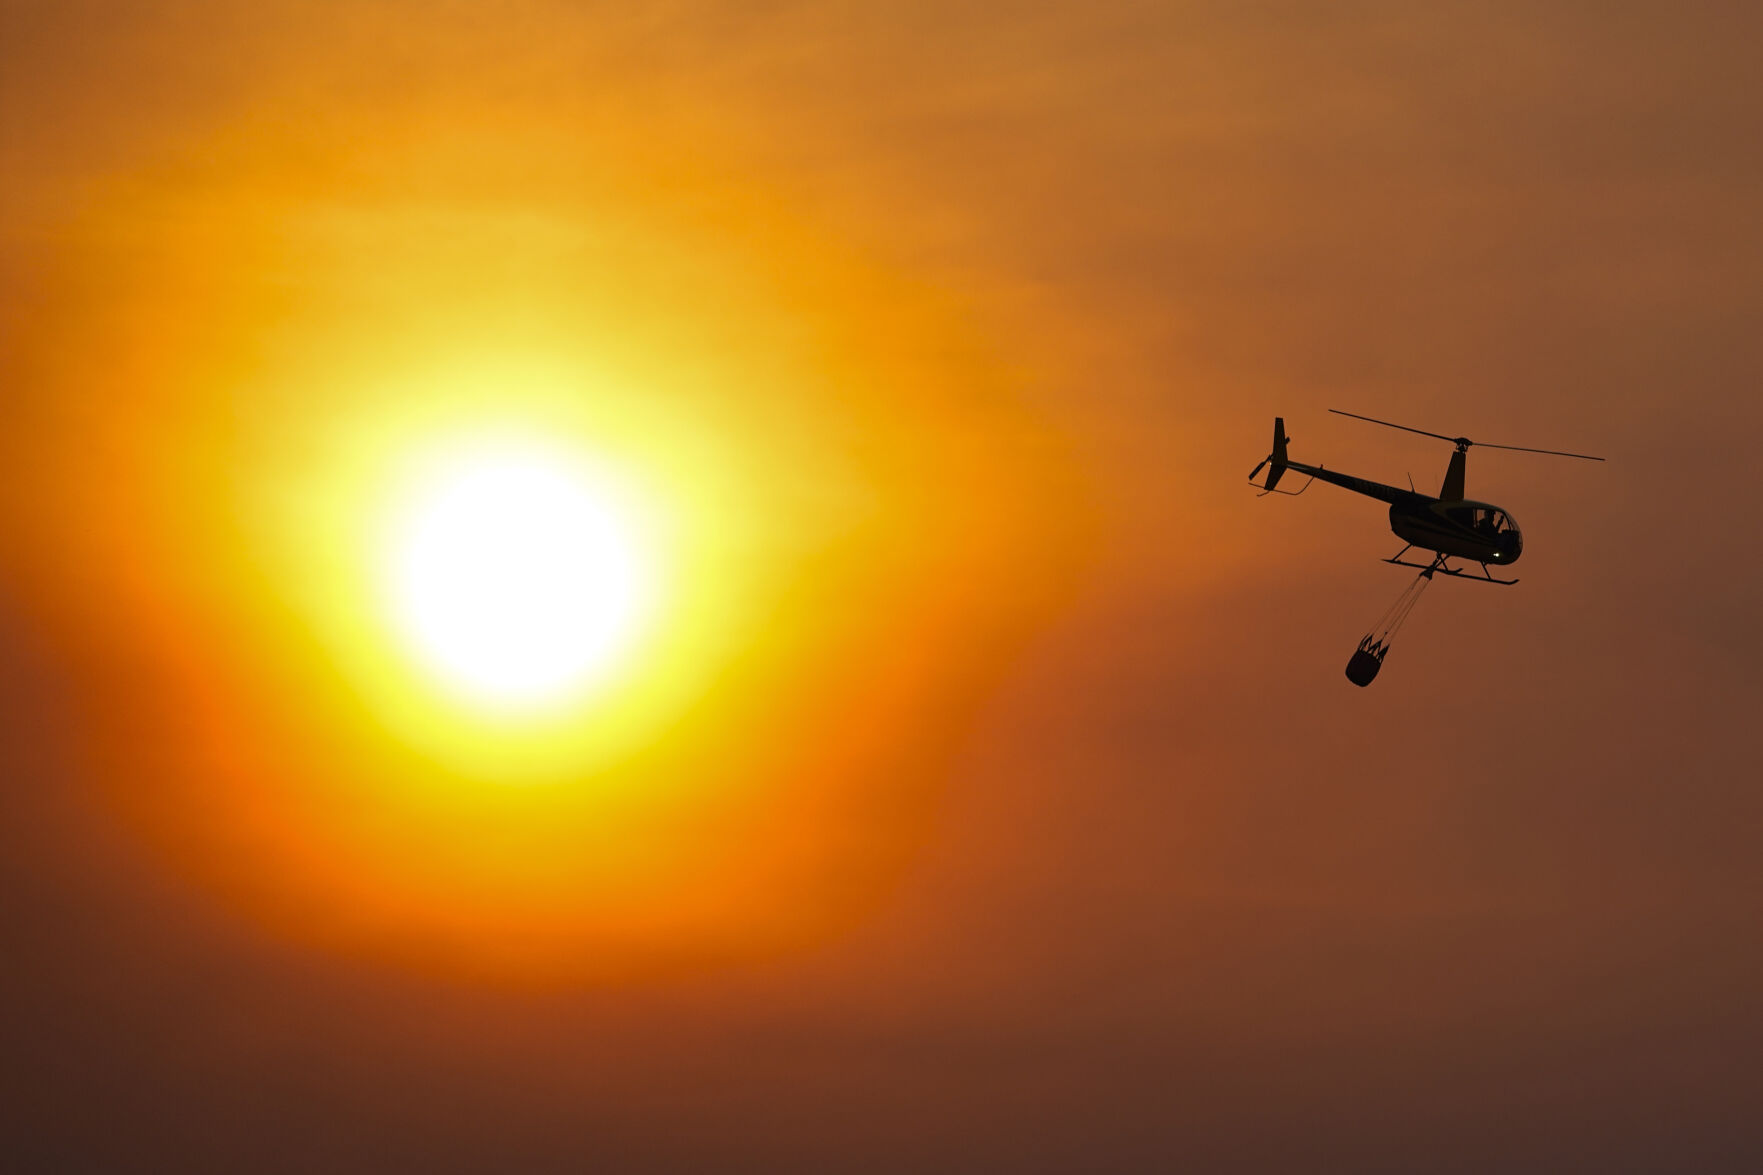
[1332, 408, 1606, 461]
[1473, 441, 1606, 461]
[1328, 408, 1462, 445]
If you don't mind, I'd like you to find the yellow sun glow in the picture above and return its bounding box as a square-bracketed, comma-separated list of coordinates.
[383, 442, 656, 712]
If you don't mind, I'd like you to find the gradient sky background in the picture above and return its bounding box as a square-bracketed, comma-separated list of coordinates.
[4, 2, 1761, 1170]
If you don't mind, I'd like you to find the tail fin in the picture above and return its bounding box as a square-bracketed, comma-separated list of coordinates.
[1250, 417, 1289, 492]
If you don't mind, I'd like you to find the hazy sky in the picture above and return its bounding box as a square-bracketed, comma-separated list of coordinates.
[4, 2, 1761, 1170]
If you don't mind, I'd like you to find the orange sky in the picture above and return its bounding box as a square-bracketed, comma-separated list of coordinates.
[4, 1, 1762, 1169]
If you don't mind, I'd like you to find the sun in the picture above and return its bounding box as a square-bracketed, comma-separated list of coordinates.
[383, 440, 656, 711]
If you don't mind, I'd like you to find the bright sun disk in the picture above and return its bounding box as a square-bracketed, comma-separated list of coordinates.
[385, 444, 653, 711]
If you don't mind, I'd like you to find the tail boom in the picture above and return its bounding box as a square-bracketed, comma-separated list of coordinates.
[1251, 415, 1425, 506]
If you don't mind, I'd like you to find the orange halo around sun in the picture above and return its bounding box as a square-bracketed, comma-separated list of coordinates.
[18, 108, 1086, 985]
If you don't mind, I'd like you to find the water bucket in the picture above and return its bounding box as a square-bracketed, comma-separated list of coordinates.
[1345, 647, 1383, 687]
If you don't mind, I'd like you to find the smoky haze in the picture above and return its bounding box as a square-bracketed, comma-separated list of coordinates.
[3, 2, 1760, 1171]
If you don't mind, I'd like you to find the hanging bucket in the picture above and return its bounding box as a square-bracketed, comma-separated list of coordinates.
[1345, 639, 1385, 687]
[1346, 570, 1431, 688]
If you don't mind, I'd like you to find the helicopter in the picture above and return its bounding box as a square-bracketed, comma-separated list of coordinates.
[1249, 409, 1605, 585]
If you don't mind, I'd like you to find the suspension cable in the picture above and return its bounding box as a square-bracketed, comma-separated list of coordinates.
[1361, 569, 1433, 653]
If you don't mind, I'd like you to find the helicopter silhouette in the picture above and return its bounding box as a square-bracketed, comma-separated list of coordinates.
[1249, 408, 1604, 585]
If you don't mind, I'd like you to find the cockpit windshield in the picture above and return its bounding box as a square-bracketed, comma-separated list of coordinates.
[1446, 505, 1516, 536]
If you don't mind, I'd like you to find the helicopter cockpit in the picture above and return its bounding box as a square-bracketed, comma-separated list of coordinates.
[1445, 504, 1522, 558]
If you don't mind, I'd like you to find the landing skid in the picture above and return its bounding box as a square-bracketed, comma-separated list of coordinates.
[1384, 546, 1517, 585]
